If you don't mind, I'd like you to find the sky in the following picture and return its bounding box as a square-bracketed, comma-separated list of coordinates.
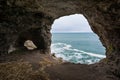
[51, 14, 93, 33]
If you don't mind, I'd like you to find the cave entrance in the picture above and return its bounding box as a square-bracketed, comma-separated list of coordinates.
[51, 14, 106, 64]
[12, 28, 47, 53]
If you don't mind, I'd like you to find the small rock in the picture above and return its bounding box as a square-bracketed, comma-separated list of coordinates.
[24, 40, 37, 50]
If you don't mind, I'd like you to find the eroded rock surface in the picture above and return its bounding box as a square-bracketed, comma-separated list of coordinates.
[0, 0, 120, 79]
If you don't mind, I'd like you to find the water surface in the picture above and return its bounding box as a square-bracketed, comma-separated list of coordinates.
[51, 33, 106, 64]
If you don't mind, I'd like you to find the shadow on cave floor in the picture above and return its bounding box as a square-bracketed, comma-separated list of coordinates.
[0, 50, 117, 80]
[45, 63, 107, 80]
[0, 50, 60, 69]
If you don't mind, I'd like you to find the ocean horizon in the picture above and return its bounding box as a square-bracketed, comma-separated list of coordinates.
[51, 32, 106, 64]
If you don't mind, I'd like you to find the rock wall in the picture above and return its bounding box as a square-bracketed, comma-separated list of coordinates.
[0, 0, 53, 54]
[0, 0, 120, 78]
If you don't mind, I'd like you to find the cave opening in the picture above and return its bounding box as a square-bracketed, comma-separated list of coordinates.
[13, 27, 50, 53]
[51, 14, 106, 64]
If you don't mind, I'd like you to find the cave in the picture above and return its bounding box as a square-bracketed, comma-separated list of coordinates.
[0, 0, 120, 79]
[13, 28, 49, 52]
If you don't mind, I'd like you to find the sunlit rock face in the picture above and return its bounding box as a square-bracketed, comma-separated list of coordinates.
[0, 0, 120, 78]
[24, 40, 37, 50]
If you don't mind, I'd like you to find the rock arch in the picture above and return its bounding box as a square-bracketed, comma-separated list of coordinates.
[0, 0, 120, 77]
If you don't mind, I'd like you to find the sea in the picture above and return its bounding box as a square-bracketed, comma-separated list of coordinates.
[51, 33, 106, 64]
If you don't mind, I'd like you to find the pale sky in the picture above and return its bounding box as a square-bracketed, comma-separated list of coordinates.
[51, 14, 93, 33]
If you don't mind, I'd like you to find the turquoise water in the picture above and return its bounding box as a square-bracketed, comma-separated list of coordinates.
[51, 33, 106, 64]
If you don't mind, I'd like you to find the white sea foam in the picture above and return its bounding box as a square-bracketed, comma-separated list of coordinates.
[72, 49, 106, 58]
[63, 44, 72, 50]
[51, 43, 106, 64]
[79, 51, 106, 58]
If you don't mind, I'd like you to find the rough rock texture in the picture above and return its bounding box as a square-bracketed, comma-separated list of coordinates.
[0, 0, 53, 54]
[0, 0, 120, 79]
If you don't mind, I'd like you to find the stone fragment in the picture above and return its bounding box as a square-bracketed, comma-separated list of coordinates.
[24, 40, 37, 50]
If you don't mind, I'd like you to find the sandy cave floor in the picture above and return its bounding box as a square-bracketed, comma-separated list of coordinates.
[0, 50, 116, 80]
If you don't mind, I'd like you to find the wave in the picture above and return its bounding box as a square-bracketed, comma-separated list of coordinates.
[79, 51, 106, 58]
[51, 43, 106, 64]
